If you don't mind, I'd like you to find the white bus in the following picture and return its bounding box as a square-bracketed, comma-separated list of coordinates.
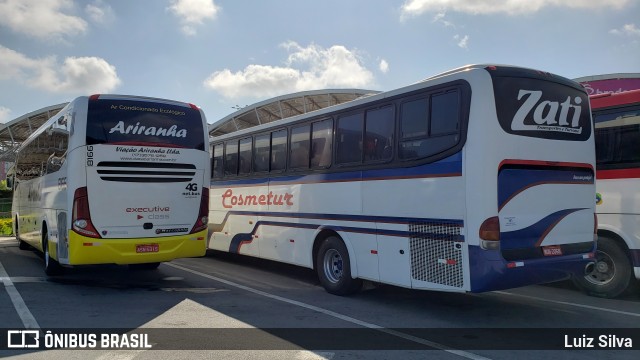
[8, 94, 210, 275]
[572, 89, 640, 297]
[208, 64, 597, 295]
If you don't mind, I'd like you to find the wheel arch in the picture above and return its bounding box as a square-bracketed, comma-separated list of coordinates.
[597, 228, 633, 264]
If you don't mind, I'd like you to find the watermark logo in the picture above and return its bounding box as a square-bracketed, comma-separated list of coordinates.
[7, 330, 39, 348]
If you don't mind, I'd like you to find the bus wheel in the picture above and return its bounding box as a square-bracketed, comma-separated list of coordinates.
[316, 236, 362, 296]
[572, 236, 633, 298]
[43, 233, 63, 276]
[129, 262, 161, 270]
[15, 217, 29, 250]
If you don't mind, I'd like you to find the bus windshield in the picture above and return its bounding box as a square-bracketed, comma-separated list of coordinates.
[86, 99, 206, 150]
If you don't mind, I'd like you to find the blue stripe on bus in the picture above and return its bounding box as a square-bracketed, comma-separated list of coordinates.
[500, 208, 587, 250]
[228, 220, 465, 253]
[212, 153, 462, 187]
[497, 167, 593, 211]
[220, 210, 464, 227]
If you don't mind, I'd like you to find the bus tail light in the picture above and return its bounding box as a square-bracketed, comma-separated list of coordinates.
[190, 187, 209, 234]
[594, 213, 598, 241]
[479, 216, 500, 250]
[72, 187, 101, 238]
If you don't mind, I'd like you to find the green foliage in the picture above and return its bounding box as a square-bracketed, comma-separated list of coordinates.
[0, 180, 7, 191]
[0, 218, 13, 235]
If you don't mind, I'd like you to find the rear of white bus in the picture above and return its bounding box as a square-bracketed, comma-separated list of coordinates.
[466, 66, 597, 292]
[66, 95, 209, 265]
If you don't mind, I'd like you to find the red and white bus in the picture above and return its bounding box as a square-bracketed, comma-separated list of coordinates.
[573, 89, 640, 297]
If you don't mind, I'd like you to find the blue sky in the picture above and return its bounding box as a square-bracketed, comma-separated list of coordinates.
[1, 0, 639, 125]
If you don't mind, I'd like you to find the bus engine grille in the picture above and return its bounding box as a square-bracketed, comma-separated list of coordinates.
[409, 222, 464, 288]
[96, 161, 196, 183]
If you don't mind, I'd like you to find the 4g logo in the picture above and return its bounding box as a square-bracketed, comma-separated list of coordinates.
[185, 183, 198, 192]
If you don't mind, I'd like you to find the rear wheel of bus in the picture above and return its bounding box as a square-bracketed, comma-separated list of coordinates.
[42, 225, 63, 276]
[316, 236, 362, 295]
[572, 236, 634, 298]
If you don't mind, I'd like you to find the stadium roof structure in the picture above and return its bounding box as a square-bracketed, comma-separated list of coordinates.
[0, 103, 68, 162]
[208, 89, 380, 137]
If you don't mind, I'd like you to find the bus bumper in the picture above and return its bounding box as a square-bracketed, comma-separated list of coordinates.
[66, 230, 207, 265]
[468, 244, 596, 292]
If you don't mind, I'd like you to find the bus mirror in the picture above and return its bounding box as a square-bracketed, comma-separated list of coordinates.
[6, 175, 13, 190]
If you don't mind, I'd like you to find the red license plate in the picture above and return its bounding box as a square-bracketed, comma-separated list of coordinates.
[136, 244, 159, 253]
[542, 245, 563, 256]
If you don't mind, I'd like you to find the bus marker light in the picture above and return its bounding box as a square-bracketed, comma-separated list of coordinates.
[438, 259, 457, 265]
[371, 250, 378, 254]
[507, 262, 524, 268]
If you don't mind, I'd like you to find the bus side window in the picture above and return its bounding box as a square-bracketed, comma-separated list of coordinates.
[290, 124, 310, 169]
[365, 106, 394, 162]
[224, 141, 239, 176]
[311, 119, 333, 168]
[336, 113, 364, 164]
[238, 137, 252, 175]
[271, 129, 287, 172]
[253, 133, 270, 173]
[212, 144, 224, 179]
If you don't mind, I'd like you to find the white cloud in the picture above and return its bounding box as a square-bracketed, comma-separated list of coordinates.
[609, 23, 640, 37]
[0, 106, 11, 123]
[204, 42, 375, 99]
[433, 12, 454, 27]
[454, 34, 469, 49]
[379, 59, 390, 74]
[85, 0, 115, 24]
[0, 45, 121, 94]
[0, 0, 87, 41]
[167, 0, 220, 36]
[401, 0, 632, 17]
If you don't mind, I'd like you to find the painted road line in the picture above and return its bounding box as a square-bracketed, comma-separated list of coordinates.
[494, 291, 640, 317]
[0, 260, 40, 329]
[167, 262, 492, 360]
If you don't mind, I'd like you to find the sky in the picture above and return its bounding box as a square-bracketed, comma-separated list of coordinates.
[0, 0, 639, 126]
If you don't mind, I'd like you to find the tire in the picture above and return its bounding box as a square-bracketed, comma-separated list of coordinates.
[572, 236, 633, 298]
[43, 227, 63, 276]
[316, 236, 362, 296]
[129, 262, 161, 270]
[15, 217, 29, 250]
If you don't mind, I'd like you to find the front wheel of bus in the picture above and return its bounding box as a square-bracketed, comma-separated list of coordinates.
[15, 217, 29, 250]
[316, 236, 362, 296]
[43, 230, 63, 276]
[572, 236, 634, 298]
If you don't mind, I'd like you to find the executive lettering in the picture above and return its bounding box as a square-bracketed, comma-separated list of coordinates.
[126, 206, 170, 213]
[222, 189, 294, 209]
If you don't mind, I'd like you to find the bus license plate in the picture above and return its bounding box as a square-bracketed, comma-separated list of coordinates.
[542, 245, 563, 256]
[136, 244, 159, 253]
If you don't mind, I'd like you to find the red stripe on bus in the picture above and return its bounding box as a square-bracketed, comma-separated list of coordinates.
[597, 168, 640, 179]
[499, 159, 593, 170]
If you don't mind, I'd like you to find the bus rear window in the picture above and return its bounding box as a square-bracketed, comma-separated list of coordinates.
[86, 99, 205, 150]
[491, 74, 591, 141]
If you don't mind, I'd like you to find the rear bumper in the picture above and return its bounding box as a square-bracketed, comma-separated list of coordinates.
[66, 230, 207, 265]
[469, 243, 596, 292]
